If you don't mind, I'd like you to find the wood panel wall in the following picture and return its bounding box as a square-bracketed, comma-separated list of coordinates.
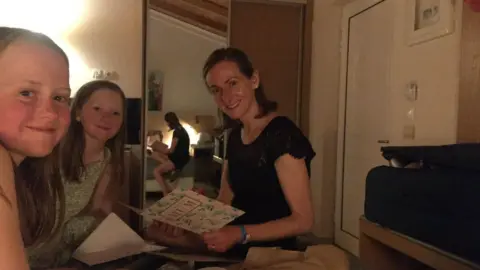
[229, 0, 312, 135]
[457, 4, 480, 142]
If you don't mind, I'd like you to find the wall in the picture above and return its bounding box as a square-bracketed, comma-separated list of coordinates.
[309, 0, 462, 238]
[146, 10, 226, 146]
[69, 0, 143, 98]
[147, 10, 226, 117]
[0, 0, 144, 98]
[308, 1, 343, 238]
[389, 0, 461, 146]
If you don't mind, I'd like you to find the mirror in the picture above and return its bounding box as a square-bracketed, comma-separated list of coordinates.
[143, 1, 228, 208]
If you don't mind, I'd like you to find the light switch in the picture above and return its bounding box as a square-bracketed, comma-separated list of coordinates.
[405, 82, 418, 101]
[407, 108, 415, 120]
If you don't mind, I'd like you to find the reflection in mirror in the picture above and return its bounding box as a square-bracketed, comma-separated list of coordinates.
[144, 4, 228, 209]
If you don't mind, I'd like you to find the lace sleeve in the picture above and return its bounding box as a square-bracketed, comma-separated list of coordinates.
[268, 119, 316, 164]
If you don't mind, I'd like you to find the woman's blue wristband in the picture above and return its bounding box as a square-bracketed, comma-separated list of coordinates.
[239, 225, 247, 243]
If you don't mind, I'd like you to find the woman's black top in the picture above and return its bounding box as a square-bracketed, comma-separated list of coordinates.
[168, 126, 190, 170]
[225, 116, 315, 257]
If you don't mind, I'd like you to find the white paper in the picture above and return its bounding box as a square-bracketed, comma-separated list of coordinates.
[143, 189, 245, 234]
[73, 213, 166, 265]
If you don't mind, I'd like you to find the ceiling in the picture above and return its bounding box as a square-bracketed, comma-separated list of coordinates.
[149, 0, 229, 37]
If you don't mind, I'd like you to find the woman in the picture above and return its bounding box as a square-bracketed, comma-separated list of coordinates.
[147, 47, 315, 257]
[151, 112, 190, 194]
[28, 80, 127, 268]
[0, 27, 71, 269]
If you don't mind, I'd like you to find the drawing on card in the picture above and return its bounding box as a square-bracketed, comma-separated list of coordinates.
[141, 189, 244, 234]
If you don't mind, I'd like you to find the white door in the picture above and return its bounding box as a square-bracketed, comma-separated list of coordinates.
[335, 0, 395, 255]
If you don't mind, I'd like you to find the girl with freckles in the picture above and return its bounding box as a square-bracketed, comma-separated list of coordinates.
[0, 27, 71, 269]
[147, 47, 316, 258]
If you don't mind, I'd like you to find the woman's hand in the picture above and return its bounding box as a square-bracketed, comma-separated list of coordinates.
[202, 226, 243, 253]
[145, 220, 204, 250]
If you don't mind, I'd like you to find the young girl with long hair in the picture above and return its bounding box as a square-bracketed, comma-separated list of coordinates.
[28, 80, 127, 268]
[0, 27, 71, 269]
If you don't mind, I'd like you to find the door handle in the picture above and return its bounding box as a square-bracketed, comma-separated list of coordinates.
[377, 140, 390, 144]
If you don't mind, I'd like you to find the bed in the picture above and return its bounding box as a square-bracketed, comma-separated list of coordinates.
[364, 144, 480, 265]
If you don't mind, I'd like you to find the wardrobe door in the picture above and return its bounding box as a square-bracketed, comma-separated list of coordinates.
[229, 0, 310, 134]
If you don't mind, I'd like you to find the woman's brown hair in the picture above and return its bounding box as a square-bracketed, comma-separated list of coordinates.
[164, 111, 181, 130]
[0, 27, 69, 247]
[203, 47, 278, 130]
[61, 80, 126, 186]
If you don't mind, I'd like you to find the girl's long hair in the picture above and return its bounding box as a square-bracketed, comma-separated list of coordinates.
[0, 27, 69, 247]
[61, 80, 126, 186]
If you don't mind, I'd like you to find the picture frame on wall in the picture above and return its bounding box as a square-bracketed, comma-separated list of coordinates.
[405, 0, 455, 46]
[147, 70, 164, 111]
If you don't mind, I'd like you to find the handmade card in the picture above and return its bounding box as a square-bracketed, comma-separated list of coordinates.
[72, 213, 166, 266]
[146, 189, 244, 234]
[124, 188, 245, 234]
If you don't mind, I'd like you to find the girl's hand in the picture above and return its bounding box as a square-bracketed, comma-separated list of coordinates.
[202, 226, 243, 253]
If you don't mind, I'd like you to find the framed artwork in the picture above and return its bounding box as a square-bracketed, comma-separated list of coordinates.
[147, 70, 164, 111]
[405, 0, 455, 46]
